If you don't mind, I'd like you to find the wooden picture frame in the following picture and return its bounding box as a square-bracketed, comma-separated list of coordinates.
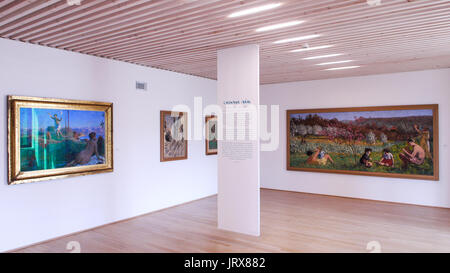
[286, 104, 439, 181]
[205, 115, 218, 155]
[160, 110, 188, 162]
[8, 95, 114, 185]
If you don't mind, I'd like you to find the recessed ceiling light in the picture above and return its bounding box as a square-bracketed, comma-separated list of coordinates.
[303, 53, 343, 60]
[256, 20, 303, 32]
[228, 3, 282, 18]
[291, 45, 334, 52]
[273, 34, 320, 44]
[316, 60, 354, 65]
[325, 66, 361, 71]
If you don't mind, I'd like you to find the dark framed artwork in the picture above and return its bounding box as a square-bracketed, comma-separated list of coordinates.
[287, 105, 439, 181]
[205, 115, 217, 155]
[8, 96, 113, 185]
[160, 110, 188, 162]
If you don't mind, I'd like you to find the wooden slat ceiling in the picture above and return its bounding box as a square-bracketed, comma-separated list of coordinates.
[1, 0, 449, 84]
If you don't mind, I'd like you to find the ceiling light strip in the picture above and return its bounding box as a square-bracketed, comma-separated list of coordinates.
[256, 20, 303, 32]
[229, 3, 282, 18]
[274, 34, 320, 44]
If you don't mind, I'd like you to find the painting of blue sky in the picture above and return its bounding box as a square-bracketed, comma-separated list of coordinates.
[20, 108, 104, 130]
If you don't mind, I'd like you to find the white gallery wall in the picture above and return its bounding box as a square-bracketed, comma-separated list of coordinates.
[261, 69, 450, 208]
[0, 38, 217, 252]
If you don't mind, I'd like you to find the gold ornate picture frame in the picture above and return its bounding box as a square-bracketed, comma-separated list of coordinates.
[8, 96, 113, 185]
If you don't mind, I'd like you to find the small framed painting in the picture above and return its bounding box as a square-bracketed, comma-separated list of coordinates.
[287, 104, 439, 181]
[160, 111, 188, 162]
[205, 115, 218, 155]
[8, 95, 113, 185]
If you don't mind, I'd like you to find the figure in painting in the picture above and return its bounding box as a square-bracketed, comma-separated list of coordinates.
[414, 124, 432, 159]
[205, 116, 218, 155]
[164, 122, 172, 142]
[49, 113, 63, 138]
[359, 148, 373, 168]
[306, 147, 334, 165]
[39, 129, 63, 148]
[172, 119, 185, 154]
[377, 148, 394, 167]
[72, 131, 85, 142]
[97, 136, 105, 156]
[210, 123, 217, 142]
[399, 138, 425, 168]
[66, 132, 102, 167]
[163, 114, 187, 159]
[208, 122, 218, 150]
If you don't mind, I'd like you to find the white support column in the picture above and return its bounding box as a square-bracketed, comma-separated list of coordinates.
[217, 45, 260, 236]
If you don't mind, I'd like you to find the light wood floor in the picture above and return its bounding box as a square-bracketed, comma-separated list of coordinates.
[13, 189, 450, 253]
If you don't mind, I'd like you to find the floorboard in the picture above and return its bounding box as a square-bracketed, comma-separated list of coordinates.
[12, 189, 450, 253]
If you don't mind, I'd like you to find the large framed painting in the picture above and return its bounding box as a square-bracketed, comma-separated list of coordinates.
[205, 115, 218, 155]
[160, 110, 188, 162]
[8, 96, 113, 185]
[287, 105, 439, 181]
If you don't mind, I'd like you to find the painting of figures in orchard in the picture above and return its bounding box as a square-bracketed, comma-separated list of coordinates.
[160, 111, 188, 162]
[287, 105, 439, 180]
[8, 96, 113, 185]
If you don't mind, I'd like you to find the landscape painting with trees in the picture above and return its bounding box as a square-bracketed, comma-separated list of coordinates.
[287, 105, 438, 180]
